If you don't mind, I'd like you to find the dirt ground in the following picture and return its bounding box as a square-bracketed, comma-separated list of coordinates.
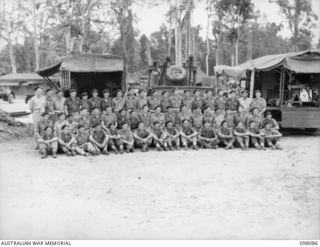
[0, 135, 319, 240]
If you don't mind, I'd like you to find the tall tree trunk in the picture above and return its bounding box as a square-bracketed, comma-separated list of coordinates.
[8, 40, 17, 73]
[32, 0, 39, 70]
[205, 4, 210, 75]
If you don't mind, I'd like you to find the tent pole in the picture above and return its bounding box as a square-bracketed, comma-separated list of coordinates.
[249, 69, 255, 98]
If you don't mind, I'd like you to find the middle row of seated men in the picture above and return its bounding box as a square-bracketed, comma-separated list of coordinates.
[36, 100, 282, 158]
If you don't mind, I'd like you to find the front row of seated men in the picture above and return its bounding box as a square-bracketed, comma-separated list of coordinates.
[37, 111, 282, 159]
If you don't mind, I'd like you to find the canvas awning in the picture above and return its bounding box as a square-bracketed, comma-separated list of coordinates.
[37, 54, 124, 77]
[214, 50, 320, 78]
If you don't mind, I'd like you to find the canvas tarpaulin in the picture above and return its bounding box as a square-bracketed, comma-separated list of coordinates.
[37, 54, 124, 77]
[214, 50, 320, 78]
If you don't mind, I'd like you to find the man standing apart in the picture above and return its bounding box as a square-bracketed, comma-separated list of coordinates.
[28, 87, 46, 149]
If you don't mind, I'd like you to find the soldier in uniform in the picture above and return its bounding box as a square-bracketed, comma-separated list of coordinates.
[261, 123, 282, 150]
[198, 120, 219, 149]
[218, 120, 235, 149]
[233, 121, 250, 150]
[225, 90, 240, 114]
[262, 111, 279, 130]
[101, 89, 113, 111]
[54, 112, 69, 137]
[169, 88, 182, 113]
[160, 91, 171, 112]
[137, 89, 148, 112]
[250, 90, 267, 116]
[203, 106, 216, 128]
[64, 88, 81, 116]
[239, 90, 252, 113]
[165, 106, 179, 128]
[36, 112, 54, 139]
[234, 105, 249, 128]
[248, 120, 265, 150]
[74, 124, 95, 156]
[66, 114, 78, 135]
[125, 88, 138, 110]
[191, 106, 203, 132]
[53, 89, 66, 122]
[214, 89, 226, 113]
[119, 122, 135, 152]
[247, 107, 263, 129]
[89, 123, 110, 155]
[80, 92, 90, 112]
[45, 89, 55, 122]
[139, 104, 152, 129]
[58, 124, 76, 156]
[133, 121, 153, 152]
[150, 105, 165, 127]
[78, 107, 90, 130]
[180, 119, 199, 150]
[148, 90, 161, 112]
[37, 126, 58, 159]
[113, 90, 126, 114]
[117, 109, 129, 129]
[178, 105, 192, 125]
[29, 87, 46, 148]
[192, 89, 204, 110]
[128, 109, 141, 130]
[90, 107, 102, 129]
[203, 90, 215, 109]
[106, 122, 124, 154]
[182, 90, 194, 110]
[224, 109, 236, 129]
[152, 121, 168, 151]
[164, 121, 180, 150]
[101, 105, 117, 131]
[88, 89, 102, 112]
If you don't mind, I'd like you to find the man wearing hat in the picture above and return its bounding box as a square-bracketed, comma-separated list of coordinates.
[164, 120, 180, 150]
[239, 90, 252, 113]
[64, 88, 81, 116]
[180, 119, 199, 150]
[54, 112, 69, 136]
[53, 89, 66, 122]
[192, 90, 204, 111]
[80, 92, 90, 111]
[148, 90, 161, 112]
[89, 123, 110, 155]
[101, 89, 113, 111]
[28, 87, 46, 148]
[169, 88, 182, 113]
[89, 89, 102, 112]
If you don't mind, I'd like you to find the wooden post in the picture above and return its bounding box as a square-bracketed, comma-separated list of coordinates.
[249, 69, 255, 98]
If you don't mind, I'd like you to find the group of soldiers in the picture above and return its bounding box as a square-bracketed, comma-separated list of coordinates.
[28, 86, 282, 159]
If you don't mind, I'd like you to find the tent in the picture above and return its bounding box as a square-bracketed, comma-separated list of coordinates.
[37, 54, 124, 96]
[214, 50, 320, 78]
